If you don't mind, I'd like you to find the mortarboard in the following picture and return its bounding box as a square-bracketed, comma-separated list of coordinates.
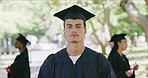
[16, 33, 31, 46]
[110, 33, 126, 42]
[54, 5, 95, 21]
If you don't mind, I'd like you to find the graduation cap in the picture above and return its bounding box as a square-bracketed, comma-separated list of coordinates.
[110, 33, 126, 42]
[16, 33, 31, 46]
[54, 5, 95, 21]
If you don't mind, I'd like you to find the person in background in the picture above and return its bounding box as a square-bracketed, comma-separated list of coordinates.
[38, 5, 116, 78]
[108, 33, 138, 78]
[6, 33, 31, 78]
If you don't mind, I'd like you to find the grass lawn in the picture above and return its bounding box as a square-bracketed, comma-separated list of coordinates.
[125, 43, 148, 78]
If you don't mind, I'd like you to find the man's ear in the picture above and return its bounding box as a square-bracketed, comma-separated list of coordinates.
[64, 29, 65, 36]
[85, 28, 87, 34]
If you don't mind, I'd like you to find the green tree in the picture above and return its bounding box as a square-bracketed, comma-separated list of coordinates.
[120, 0, 148, 42]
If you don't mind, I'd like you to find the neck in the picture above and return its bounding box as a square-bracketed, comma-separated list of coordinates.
[117, 48, 123, 56]
[19, 47, 26, 54]
[67, 41, 85, 56]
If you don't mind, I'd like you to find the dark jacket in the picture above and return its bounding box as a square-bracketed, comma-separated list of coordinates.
[8, 48, 30, 78]
[108, 51, 135, 78]
[38, 47, 116, 78]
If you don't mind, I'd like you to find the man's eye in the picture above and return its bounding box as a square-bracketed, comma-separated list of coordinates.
[76, 26, 81, 28]
[67, 26, 72, 29]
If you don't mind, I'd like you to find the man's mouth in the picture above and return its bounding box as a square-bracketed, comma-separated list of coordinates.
[70, 34, 78, 37]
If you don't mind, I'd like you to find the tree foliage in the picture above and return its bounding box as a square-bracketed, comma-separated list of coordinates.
[0, 0, 147, 54]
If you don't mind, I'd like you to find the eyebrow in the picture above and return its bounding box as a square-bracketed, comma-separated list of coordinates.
[76, 23, 82, 26]
[66, 23, 82, 26]
[66, 24, 72, 26]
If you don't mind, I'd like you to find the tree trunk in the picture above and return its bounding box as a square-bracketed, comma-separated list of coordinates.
[103, 6, 112, 41]
[90, 21, 107, 54]
[89, 2, 112, 55]
[130, 37, 137, 47]
[120, 0, 148, 42]
[145, 0, 148, 6]
[100, 43, 106, 54]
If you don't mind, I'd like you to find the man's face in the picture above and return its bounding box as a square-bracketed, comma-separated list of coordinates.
[64, 19, 86, 43]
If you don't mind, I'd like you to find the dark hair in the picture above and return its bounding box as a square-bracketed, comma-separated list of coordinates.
[110, 40, 122, 53]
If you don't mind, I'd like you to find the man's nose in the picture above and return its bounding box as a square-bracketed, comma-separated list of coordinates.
[71, 27, 77, 33]
[71, 26, 77, 30]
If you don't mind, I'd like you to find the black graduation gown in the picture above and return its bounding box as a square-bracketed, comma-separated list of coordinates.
[108, 51, 135, 78]
[8, 48, 30, 78]
[38, 47, 116, 78]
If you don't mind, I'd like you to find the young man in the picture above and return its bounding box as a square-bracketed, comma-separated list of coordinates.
[38, 5, 116, 78]
[6, 33, 31, 78]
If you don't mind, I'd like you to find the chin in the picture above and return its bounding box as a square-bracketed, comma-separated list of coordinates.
[15, 46, 19, 49]
[14, 46, 17, 48]
[123, 48, 127, 50]
[70, 40, 79, 43]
